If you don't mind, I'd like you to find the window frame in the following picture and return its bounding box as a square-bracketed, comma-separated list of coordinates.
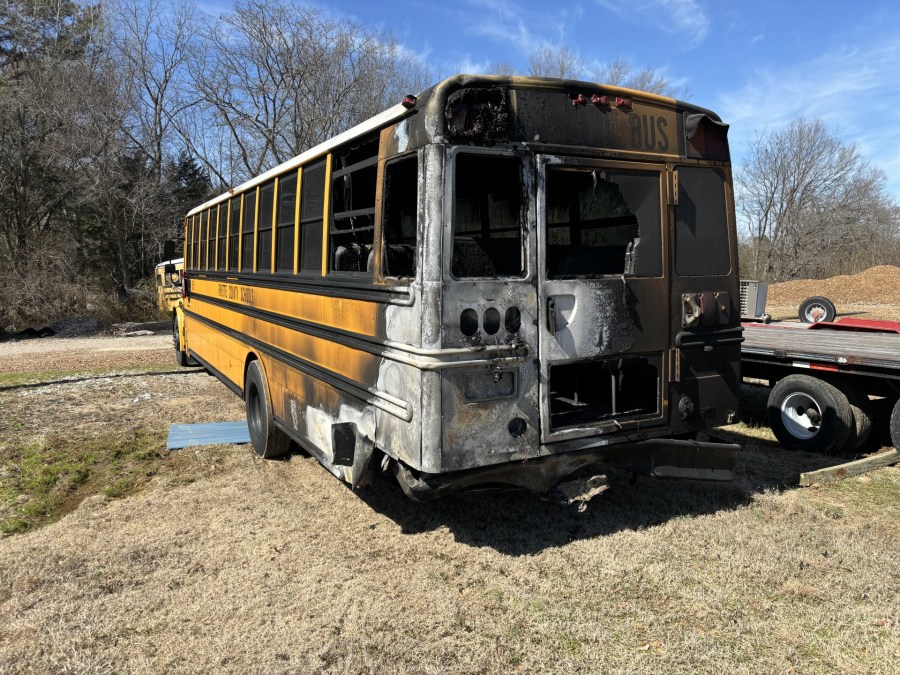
[448, 148, 529, 280]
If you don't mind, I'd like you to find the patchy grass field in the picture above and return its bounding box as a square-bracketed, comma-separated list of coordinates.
[0, 330, 898, 673]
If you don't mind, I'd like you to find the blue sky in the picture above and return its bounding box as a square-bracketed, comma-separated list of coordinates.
[206, 0, 900, 198]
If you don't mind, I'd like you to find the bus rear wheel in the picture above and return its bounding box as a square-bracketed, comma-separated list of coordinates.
[245, 359, 291, 459]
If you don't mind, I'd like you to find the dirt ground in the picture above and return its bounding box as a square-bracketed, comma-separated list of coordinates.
[1, 283, 899, 673]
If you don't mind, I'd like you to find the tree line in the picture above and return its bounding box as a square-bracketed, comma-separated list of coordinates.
[1, 0, 898, 330]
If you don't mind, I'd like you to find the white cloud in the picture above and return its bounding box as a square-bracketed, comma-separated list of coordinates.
[718, 37, 900, 197]
[593, 0, 710, 48]
[453, 0, 582, 53]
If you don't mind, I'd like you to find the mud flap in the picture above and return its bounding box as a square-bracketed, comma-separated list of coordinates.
[645, 441, 737, 481]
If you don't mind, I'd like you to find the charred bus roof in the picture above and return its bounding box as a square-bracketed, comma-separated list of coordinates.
[406, 74, 730, 163]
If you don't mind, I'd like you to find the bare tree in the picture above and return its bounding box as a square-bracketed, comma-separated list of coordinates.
[527, 45, 584, 80]
[524, 47, 683, 97]
[0, 0, 121, 327]
[487, 60, 518, 76]
[737, 117, 900, 281]
[592, 58, 686, 98]
[110, 0, 198, 180]
[182, 0, 430, 184]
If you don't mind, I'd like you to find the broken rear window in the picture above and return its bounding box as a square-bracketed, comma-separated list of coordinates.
[545, 168, 661, 278]
[452, 154, 525, 278]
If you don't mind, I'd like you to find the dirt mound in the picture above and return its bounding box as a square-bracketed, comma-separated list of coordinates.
[766, 266, 900, 306]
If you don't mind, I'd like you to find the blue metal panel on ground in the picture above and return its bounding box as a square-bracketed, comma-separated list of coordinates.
[166, 421, 250, 450]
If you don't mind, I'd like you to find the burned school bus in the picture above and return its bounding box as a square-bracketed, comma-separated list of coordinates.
[176, 75, 742, 501]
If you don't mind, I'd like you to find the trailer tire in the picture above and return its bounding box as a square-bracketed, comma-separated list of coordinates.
[842, 382, 873, 451]
[245, 359, 291, 459]
[889, 398, 900, 451]
[767, 374, 853, 453]
[798, 296, 836, 323]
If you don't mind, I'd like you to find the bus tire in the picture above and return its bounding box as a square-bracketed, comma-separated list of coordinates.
[173, 314, 189, 367]
[767, 374, 852, 454]
[889, 398, 900, 451]
[245, 359, 291, 459]
[841, 382, 873, 451]
[798, 296, 836, 323]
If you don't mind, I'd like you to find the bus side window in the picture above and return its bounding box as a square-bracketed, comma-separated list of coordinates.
[275, 172, 297, 272]
[257, 181, 275, 273]
[382, 155, 418, 278]
[241, 191, 256, 272]
[200, 209, 210, 270]
[216, 205, 225, 270]
[330, 135, 378, 274]
[186, 216, 194, 269]
[228, 197, 240, 271]
[299, 160, 325, 273]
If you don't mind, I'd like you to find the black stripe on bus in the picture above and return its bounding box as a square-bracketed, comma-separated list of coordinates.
[184, 308, 412, 421]
[186, 270, 412, 305]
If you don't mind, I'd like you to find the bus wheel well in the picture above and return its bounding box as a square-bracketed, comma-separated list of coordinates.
[243, 353, 261, 394]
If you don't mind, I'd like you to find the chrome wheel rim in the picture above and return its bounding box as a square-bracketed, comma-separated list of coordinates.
[780, 391, 822, 439]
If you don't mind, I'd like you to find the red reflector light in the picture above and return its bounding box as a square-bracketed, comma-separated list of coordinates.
[810, 363, 840, 372]
[615, 97, 631, 109]
[591, 94, 609, 106]
[401, 95, 417, 109]
[571, 93, 586, 106]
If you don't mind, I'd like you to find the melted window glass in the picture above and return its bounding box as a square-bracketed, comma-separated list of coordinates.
[545, 168, 661, 278]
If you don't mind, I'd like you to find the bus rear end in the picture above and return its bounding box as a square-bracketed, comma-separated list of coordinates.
[397, 76, 741, 499]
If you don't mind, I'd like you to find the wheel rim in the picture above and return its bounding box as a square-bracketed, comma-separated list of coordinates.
[780, 391, 822, 440]
[805, 304, 826, 322]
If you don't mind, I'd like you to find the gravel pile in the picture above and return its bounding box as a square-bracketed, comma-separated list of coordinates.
[766, 265, 900, 305]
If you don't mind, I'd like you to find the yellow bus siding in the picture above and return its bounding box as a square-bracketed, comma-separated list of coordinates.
[189, 279, 381, 337]
[186, 297, 381, 386]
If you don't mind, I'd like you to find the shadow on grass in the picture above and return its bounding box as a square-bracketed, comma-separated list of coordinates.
[352, 383, 866, 555]
[354, 439, 847, 555]
[0, 368, 199, 392]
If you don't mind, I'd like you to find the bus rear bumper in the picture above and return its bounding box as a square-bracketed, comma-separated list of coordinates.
[392, 438, 740, 502]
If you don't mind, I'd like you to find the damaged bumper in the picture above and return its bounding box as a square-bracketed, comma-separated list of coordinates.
[392, 438, 739, 501]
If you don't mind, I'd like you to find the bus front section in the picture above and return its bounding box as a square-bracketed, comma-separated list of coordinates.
[398, 76, 741, 500]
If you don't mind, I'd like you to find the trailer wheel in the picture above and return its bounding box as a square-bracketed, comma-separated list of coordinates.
[798, 296, 836, 323]
[890, 398, 900, 450]
[245, 360, 291, 459]
[842, 383, 873, 451]
[767, 375, 853, 453]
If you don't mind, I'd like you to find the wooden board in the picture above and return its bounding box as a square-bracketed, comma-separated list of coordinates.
[798, 449, 900, 486]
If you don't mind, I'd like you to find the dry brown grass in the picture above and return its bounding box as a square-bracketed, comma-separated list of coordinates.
[1, 312, 898, 673]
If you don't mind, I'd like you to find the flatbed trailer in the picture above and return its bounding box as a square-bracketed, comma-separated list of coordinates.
[741, 320, 900, 454]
